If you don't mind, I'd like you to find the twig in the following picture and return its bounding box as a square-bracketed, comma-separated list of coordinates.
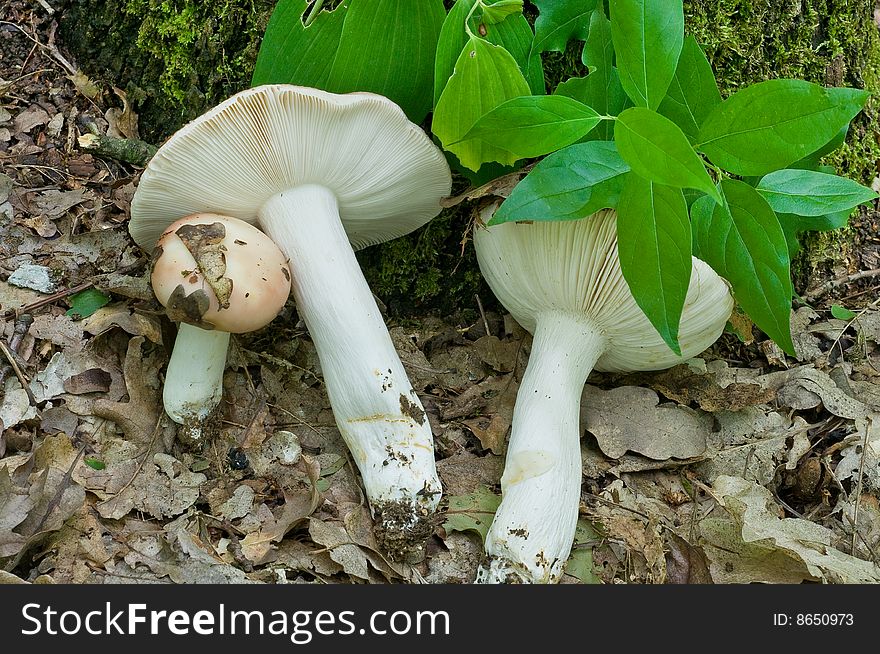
[34, 0, 56, 15]
[2, 279, 92, 320]
[0, 20, 76, 75]
[851, 415, 872, 555]
[0, 339, 38, 408]
[77, 132, 157, 167]
[802, 268, 880, 302]
[97, 414, 162, 507]
[474, 293, 490, 336]
[1, 258, 147, 319]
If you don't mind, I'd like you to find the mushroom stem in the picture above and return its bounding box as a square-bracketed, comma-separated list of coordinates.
[258, 184, 442, 557]
[163, 323, 230, 425]
[477, 310, 606, 583]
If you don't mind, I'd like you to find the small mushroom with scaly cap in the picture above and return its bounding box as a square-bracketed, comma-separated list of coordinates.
[472, 203, 734, 583]
[150, 212, 291, 440]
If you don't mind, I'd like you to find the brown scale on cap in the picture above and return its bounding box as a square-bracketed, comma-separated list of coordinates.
[151, 212, 291, 334]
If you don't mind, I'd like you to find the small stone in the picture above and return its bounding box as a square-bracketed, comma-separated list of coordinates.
[46, 112, 64, 138]
[265, 430, 302, 465]
[8, 264, 58, 294]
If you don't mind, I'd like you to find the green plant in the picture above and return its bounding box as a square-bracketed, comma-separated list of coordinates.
[253, 0, 878, 356]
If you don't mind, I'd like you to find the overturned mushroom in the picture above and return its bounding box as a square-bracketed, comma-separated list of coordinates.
[472, 204, 734, 583]
[150, 213, 291, 440]
[129, 85, 452, 559]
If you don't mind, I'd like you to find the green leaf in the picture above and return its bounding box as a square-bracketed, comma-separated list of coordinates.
[324, 0, 445, 122]
[554, 7, 626, 140]
[66, 288, 110, 319]
[481, 11, 546, 94]
[609, 0, 684, 109]
[831, 304, 857, 320]
[254, 0, 444, 123]
[434, 0, 477, 104]
[491, 141, 630, 224]
[442, 486, 501, 543]
[614, 107, 721, 201]
[617, 174, 692, 355]
[658, 36, 721, 142]
[697, 80, 870, 176]
[756, 169, 878, 216]
[433, 36, 531, 171]
[790, 124, 849, 171]
[436, 3, 543, 103]
[691, 180, 795, 355]
[252, 0, 348, 89]
[460, 95, 602, 160]
[564, 519, 602, 584]
[481, 0, 524, 24]
[582, 6, 613, 72]
[532, 0, 597, 54]
[84, 457, 106, 471]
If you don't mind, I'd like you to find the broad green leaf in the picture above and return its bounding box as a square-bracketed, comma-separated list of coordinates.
[692, 180, 795, 355]
[831, 305, 857, 320]
[609, 0, 684, 109]
[482, 11, 546, 94]
[460, 95, 602, 160]
[791, 124, 849, 171]
[615, 107, 721, 201]
[325, 0, 445, 122]
[66, 288, 110, 319]
[554, 7, 626, 140]
[434, 0, 476, 104]
[442, 486, 501, 543]
[689, 193, 715, 251]
[697, 80, 870, 176]
[582, 6, 613, 73]
[433, 36, 531, 171]
[617, 174, 691, 354]
[252, 0, 347, 88]
[658, 36, 721, 142]
[756, 169, 878, 216]
[491, 141, 630, 224]
[532, 0, 597, 54]
[436, 2, 543, 102]
[84, 457, 106, 471]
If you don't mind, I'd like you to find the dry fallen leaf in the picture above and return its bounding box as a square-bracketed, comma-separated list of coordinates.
[700, 475, 880, 583]
[582, 385, 710, 460]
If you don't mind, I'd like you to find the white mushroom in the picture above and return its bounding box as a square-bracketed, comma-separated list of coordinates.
[150, 213, 291, 439]
[472, 204, 734, 583]
[128, 85, 452, 558]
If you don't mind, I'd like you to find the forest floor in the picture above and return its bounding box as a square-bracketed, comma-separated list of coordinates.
[2, 1, 880, 585]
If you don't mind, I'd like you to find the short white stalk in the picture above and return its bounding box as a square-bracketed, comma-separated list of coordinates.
[259, 184, 441, 556]
[478, 310, 606, 583]
[163, 323, 230, 430]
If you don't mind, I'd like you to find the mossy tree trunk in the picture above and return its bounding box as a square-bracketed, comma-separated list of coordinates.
[58, 0, 880, 316]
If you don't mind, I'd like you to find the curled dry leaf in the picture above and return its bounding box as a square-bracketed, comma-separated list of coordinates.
[647, 363, 775, 412]
[700, 475, 880, 583]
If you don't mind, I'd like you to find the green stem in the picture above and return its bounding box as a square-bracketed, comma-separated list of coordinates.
[304, 0, 326, 27]
[463, 0, 484, 39]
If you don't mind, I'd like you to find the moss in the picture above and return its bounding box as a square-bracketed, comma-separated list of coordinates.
[58, 0, 275, 142]
[58, 0, 880, 314]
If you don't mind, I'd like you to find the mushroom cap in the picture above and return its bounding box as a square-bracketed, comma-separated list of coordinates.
[129, 85, 452, 251]
[152, 213, 291, 333]
[473, 207, 734, 372]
